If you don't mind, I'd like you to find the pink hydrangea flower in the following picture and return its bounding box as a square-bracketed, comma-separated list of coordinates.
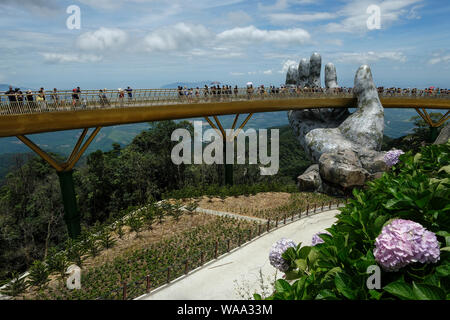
[374, 219, 440, 272]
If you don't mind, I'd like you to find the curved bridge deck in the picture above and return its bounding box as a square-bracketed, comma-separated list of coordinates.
[0, 88, 449, 137]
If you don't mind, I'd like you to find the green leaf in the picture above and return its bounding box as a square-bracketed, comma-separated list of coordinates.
[436, 264, 450, 277]
[281, 247, 297, 262]
[368, 290, 383, 300]
[298, 246, 311, 259]
[316, 289, 338, 300]
[274, 279, 292, 294]
[383, 281, 416, 300]
[253, 293, 262, 300]
[412, 282, 445, 300]
[284, 271, 300, 281]
[294, 259, 308, 272]
[438, 165, 450, 174]
[334, 273, 357, 299]
[441, 247, 450, 252]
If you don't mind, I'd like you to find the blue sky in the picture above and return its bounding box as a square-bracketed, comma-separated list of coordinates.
[0, 0, 449, 90]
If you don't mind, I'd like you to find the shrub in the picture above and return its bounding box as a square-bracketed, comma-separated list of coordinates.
[27, 260, 50, 290]
[98, 228, 116, 250]
[0, 272, 28, 296]
[261, 141, 450, 300]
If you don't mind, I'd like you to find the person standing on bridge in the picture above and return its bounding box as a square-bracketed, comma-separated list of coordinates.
[126, 86, 133, 102]
[72, 88, 79, 109]
[51, 88, 59, 110]
[118, 88, 125, 107]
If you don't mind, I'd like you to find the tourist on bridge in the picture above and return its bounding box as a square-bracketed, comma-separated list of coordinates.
[51, 88, 59, 109]
[234, 85, 238, 97]
[25, 89, 36, 110]
[37, 87, 47, 111]
[118, 88, 125, 107]
[126, 86, 133, 101]
[5, 86, 16, 103]
[72, 88, 79, 109]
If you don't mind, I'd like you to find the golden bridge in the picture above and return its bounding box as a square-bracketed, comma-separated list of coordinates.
[1, 87, 449, 238]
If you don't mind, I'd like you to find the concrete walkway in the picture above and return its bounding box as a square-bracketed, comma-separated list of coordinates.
[136, 209, 340, 300]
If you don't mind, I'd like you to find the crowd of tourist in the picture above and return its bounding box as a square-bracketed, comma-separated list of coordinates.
[1, 84, 449, 114]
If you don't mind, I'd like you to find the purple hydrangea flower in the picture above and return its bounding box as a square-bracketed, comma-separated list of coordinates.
[374, 219, 440, 272]
[384, 149, 405, 168]
[312, 230, 332, 246]
[269, 238, 296, 272]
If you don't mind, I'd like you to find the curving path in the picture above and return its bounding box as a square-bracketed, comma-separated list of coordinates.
[136, 209, 340, 300]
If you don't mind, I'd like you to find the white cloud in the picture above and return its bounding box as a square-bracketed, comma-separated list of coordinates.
[0, 0, 60, 16]
[41, 53, 103, 64]
[77, 0, 150, 10]
[428, 52, 450, 65]
[230, 72, 245, 76]
[143, 23, 212, 52]
[226, 10, 253, 26]
[334, 51, 407, 64]
[324, 0, 424, 33]
[77, 28, 128, 51]
[263, 69, 273, 75]
[217, 25, 310, 45]
[268, 12, 337, 24]
[279, 59, 298, 74]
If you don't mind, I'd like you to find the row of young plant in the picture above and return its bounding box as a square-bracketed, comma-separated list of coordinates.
[261, 143, 449, 300]
[41, 216, 260, 300]
[0, 199, 200, 298]
[248, 193, 336, 220]
[162, 182, 298, 200]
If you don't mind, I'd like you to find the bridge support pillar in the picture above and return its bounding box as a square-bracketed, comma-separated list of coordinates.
[415, 108, 449, 142]
[57, 170, 81, 239]
[16, 127, 101, 239]
[205, 114, 253, 186]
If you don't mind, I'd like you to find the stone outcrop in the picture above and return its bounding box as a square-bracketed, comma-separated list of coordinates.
[288, 52, 388, 195]
[434, 123, 450, 145]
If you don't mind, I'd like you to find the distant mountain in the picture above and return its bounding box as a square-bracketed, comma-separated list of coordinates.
[0, 83, 33, 92]
[161, 81, 216, 89]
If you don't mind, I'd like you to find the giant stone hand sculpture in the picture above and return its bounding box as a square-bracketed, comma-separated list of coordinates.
[288, 52, 388, 195]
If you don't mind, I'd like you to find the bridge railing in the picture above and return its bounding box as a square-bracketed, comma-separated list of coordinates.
[0, 88, 449, 116]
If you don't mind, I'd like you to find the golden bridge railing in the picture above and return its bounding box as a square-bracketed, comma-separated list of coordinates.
[1, 88, 449, 116]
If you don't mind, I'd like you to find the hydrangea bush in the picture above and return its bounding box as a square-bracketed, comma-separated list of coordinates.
[269, 238, 296, 272]
[311, 231, 332, 246]
[374, 219, 440, 271]
[256, 141, 449, 301]
[384, 149, 405, 167]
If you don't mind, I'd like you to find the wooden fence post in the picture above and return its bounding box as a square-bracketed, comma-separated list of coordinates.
[167, 267, 171, 283]
[214, 240, 219, 259]
[146, 275, 151, 293]
[122, 282, 127, 300]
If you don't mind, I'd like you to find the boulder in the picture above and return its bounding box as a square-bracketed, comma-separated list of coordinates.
[319, 150, 370, 188]
[297, 164, 321, 191]
[434, 123, 450, 145]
